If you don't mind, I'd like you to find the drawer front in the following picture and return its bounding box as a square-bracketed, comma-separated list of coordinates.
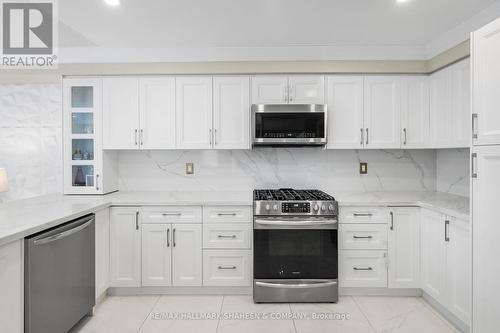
[203, 224, 252, 249]
[339, 250, 388, 288]
[203, 250, 252, 286]
[141, 206, 202, 224]
[203, 206, 252, 223]
[340, 206, 389, 224]
[339, 224, 388, 250]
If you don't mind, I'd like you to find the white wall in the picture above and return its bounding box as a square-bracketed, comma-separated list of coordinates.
[436, 149, 470, 197]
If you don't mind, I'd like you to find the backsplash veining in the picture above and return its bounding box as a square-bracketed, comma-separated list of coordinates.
[118, 149, 438, 193]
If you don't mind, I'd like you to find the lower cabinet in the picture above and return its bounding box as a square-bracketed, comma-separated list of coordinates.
[0, 240, 23, 333]
[95, 208, 110, 298]
[203, 250, 252, 286]
[339, 250, 388, 287]
[172, 224, 202, 286]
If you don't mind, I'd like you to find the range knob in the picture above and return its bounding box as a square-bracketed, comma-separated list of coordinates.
[321, 204, 326, 211]
[272, 204, 279, 211]
[328, 204, 334, 211]
[265, 204, 271, 211]
[313, 204, 319, 212]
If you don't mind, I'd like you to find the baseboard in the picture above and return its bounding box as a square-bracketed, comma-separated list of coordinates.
[422, 292, 470, 333]
[107, 286, 252, 296]
[340, 287, 423, 296]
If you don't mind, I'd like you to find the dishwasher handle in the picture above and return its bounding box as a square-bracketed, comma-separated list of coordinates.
[33, 218, 94, 246]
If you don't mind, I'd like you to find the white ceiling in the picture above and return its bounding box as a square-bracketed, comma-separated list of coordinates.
[57, 0, 498, 62]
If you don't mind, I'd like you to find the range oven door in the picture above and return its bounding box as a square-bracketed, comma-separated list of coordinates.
[252, 104, 327, 146]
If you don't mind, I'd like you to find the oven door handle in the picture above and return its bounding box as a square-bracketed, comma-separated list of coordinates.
[255, 280, 338, 289]
[254, 218, 338, 229]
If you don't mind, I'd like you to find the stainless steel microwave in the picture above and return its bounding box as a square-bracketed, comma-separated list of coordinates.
[252, 104, 327, 146]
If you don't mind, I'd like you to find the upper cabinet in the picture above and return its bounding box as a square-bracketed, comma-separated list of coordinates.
[252, 75, 325, 104]
[472, 19, 500, 146]
[401, 76, 430, 148]
[430, 59, 471, 148]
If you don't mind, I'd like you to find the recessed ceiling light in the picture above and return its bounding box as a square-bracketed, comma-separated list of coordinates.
[396, 0, 409, 3]
[104, 0, 120, 6]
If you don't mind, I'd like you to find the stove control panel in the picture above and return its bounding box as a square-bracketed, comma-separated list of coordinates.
[282, 202, 310, 213]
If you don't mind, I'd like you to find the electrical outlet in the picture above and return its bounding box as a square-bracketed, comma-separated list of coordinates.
[186, 163, 194, 175]
[360, 162, 368, 174]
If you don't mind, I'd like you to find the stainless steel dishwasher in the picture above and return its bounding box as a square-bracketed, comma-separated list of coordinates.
[25, 214, 95, 333]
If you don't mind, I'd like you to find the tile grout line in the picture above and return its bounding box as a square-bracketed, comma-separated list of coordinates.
[351, 296, 379, 333]
[136, 295, 162, 333]
[216, 295, 225, 333]
[417, 296, 461, 332]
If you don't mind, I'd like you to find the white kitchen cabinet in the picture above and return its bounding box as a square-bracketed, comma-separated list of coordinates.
[202, 206, 252, 223]
[326, 76, 365, 149]
[139, 77, 176, 149]
[339, 223, 388, 250]
[472, 145, 500, 332]
[102, 78, 140, 149]
[203, 224, 252, 249]
[472, 18, 500, 146]
[251, 75, 324, 104]
[213, 76, 250, 149]
[110, 207, 141, 287]
[400, 77, 430, 148]
[451, 59, 470, 147]
[203, 250, 252, 286]
[176, 77, 213, 149]
[364, 76, 401, 149]
[388, 208, 420, 289]
[142, 224, 172, 286]
[339, 250, 388, 288]
[172, 224, 202, 286]
[339, 206, 389, 224]
[95, 209, 110, 299]
[0, 240, 23, 333]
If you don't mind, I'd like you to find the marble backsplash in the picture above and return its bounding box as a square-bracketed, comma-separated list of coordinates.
[436, 148, 470, 197]
[118, 149, 438, 193]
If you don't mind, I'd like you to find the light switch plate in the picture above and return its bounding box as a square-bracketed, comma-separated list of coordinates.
[360, 162, 368, 174]
[186, 163, 194, 175]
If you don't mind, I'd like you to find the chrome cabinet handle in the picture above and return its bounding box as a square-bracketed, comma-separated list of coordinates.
[95, 174, 100, 191]
[217, 213, 237, 216]
[390, 211, 394, 231]
[353, 235, 373, 239]
[167, 228, 170, 247]
[353, 213, 373, 217]
[135, 211, 139, 230]
[353, 267, 373, 271]
[218, 266, 237, 270]
[134, 129, 138, 145]
[140, 129, 144, 146]
[214, 129, 218, 145]
[403, 128, 407, 145]
[173, 228, 176, 247]
[217, 235, 237, 239]
[472, 153, 478, 178]
[289, 85, 294, 102]
[365, 128, 369, 145]
[472, 113, 478, 140]
[360, 128, 364, 146]
[209, 129, 212, 146]
[283, 86, 287, 103]
[162, 213, 182, 216]
[445, 220, 450, 242]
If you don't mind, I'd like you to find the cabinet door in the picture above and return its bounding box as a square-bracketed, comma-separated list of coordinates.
[472, 145, 500, 333]
[102, 78, 140, 149]
[251, 76, 288, 104]
[288, 75, 325, 104]
[388, 208, 420, 288]
[326, 76, 364, 149]
[110, 207, 141, 287]
[172, 224, 202, 286]
[142, 224, 172, 286]
[139, 77, 176, 149]
[364, 76, 401, 148]
[472, 18, 500, 145]
[446, 216, 470, 324]
[401, 76, 430, 148]
[451, 59, 471, 148]
[176, 77, 213, 149]
[430, 68, 453, 147]
[0, 240, 23, 333]
[95, 209, 110, 299]
[420, 209, 446, 302]
[339, 250, 388, 287]
[213, 76, 250, 149]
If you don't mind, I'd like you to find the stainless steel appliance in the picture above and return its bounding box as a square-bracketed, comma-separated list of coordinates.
[25, 214, 95, 333]
[253, 189, 338, 303]
[252, 104, 327, 146]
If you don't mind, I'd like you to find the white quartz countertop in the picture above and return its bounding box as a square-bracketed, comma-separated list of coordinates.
[0, 190, 469, 247]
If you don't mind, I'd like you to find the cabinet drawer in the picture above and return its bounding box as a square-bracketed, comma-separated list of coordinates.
[203, 224, 252, 249]
[339, 250, 387, 288]
[203, 206, 252, 223]
[141, 206, 202, 224]
[340, 206, 389, 224]
[203, 250, 252, 286]
[339, 224, 388, 250]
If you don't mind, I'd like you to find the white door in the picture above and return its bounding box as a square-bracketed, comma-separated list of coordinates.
[326, 76, 364, 149]
[95, 209, 110, 298]
[0, 240, 23, 333]
[430, 68, 452, 147]
[251, 76, 288, 104]
[142, 224, 172, 286]
[172, 224, 202, 286]
[388, 208, 420, 288]
[213, 76, 250, 149]
[139, 77, 176, 149]
[364, 76, 401, 148]
[102, 78, 140, 149]
[446, 216, 470, 324]
[176, 77, 213, 149]
[420, 209, 446, 302]
[110, 207, 141, 287]
[401, 76, 430, 148]
[450, 59, 471, 148]
[288, 75, 325, 104]
[472, 18, 500, 145]
[472, 146, 500, 333]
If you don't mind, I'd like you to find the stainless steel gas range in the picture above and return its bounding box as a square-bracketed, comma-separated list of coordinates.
[253, 189, 339, 303]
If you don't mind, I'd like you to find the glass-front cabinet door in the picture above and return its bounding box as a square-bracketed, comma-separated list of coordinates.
[63, 79, 103, 194]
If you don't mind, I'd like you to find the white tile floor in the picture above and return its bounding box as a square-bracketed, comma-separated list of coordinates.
[72, 295, 460, 333]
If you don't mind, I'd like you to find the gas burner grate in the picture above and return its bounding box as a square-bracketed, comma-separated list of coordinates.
[254, 189, 335, 201]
